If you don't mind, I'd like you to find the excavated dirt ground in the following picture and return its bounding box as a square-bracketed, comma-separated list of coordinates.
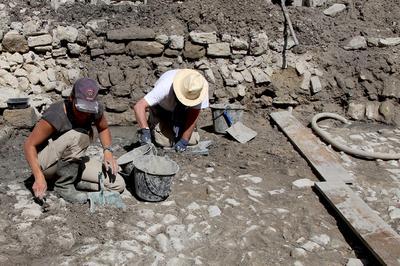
[1, 0, 400, 265]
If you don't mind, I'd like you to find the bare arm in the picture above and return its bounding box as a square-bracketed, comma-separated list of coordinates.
[95, 114, 117, 175]
[24, 119, 55, 199]
[181, 108, 201, 141]
[133, 98, 150, 129]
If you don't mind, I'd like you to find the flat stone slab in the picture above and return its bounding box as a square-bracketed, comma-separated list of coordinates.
[315, 181, 400, 265]
[270, 111, 354, 183]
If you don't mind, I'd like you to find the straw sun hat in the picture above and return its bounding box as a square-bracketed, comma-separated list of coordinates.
[173, 69, 209, 107]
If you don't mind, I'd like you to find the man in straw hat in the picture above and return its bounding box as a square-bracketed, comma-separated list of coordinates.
[133, 69, 209, 152]
[24, 78, 125, 204]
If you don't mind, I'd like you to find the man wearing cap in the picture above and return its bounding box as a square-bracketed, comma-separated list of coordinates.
[24, 78, 125, 203]
[133, 69, 209, 152]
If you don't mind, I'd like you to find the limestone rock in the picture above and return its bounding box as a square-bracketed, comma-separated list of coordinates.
[241, 69, 253, 83]
[67, 43, 84, 55]
[105, 110, 135, 126]
[22, 20, 41, 36]
[28, 34, 53, 48]
[107, 27, 155, 41]
[90, 49, 104, 57]
[346, 258, 363, 266]
[97, 70, 111, 87]
[4, 107, 38, 129]
[8, 53, 24, 65]
[126, 41, 164, 57]
[169, 35, 184, 50]
[155, 34, 169, 45]
[86, 19, 108, 36]
[295, 61, 308, 75]
[343, 36, 367, 50]
[103, 94, 128, 113]
[231, 71, 244, 83]
[111, 83, 131, 97]
[347, 102, 365, 120]
[87, 37, 105, 49]
[2, 31, 29, 53]
[0, 87, 22, 108]
[207, 43, 231, 57]
[54, 26, 78, 43]
[249, 32, 269, 56]
[183, 42, 205, 60]
[378, 37, 400, 47]
[292, 178, 314, 189]
[310, 76, 322, 94]
[304, 0, 328, 7]
[382, 76, 400, 99]
[14, 68, 28, 77]
[231, 37, 249, 50]
[250, 67, 271, 84]
[189, 32, 217, 44]
[365, 102, 380, 121]
[204, 68, 215, 84]
[52, 47, 67, 57]
[379, 101, 395, 122]
[104, 42, 125, 54]
[323, 4, 347, 17]
[0, 70, 18, 88]
[109, 66, 124, 86]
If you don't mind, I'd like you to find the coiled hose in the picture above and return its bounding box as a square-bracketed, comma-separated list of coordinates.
[311, 112, 400, 160]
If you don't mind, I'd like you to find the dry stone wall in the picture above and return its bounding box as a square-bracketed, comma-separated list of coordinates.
[0, 2, 398, 127]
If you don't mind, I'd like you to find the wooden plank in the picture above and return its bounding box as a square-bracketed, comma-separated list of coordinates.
[270, 111, 353, 184]
[316, 182, 400, 265]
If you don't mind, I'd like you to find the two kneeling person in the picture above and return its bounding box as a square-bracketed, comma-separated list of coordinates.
[24, 69, 209, 203]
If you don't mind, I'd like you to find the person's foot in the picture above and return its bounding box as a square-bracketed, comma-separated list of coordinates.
[54, 186, 88, 204]
[76, 181, 99, 192]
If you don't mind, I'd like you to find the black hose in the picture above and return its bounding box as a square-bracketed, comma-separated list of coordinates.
[311, 112, 400, 160]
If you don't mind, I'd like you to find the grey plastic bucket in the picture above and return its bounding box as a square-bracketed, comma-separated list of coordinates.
[210, 103, 244, 134]
[117, 144, 157, 175]
[132, 155, 179, 202]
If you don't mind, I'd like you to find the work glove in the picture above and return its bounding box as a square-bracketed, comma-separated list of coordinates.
[174, 138, 188, 152]
[102, 162, 116, 183]
[137, 128, 151, 146]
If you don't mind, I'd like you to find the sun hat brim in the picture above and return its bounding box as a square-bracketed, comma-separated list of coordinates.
[75, 98, 99, 114]
[173, 69, 208, 107]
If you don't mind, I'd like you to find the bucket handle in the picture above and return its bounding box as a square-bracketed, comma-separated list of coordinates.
[222, 110, 233, 127]
[143, 171, 170, 199]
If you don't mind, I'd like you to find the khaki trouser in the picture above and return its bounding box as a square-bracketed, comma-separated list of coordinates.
[38, 129, 125, 192]
[149, 107, 200, 147]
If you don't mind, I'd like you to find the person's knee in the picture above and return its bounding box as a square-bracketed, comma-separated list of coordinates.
[106, 174, 126, 193]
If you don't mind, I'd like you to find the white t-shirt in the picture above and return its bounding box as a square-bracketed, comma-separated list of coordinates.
[144, 70, 209, 112]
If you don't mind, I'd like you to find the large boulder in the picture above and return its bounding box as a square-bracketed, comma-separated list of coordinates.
[126, 41, 164, 57]
[2, 31, 29, 53]
[3, 107, 38, 129]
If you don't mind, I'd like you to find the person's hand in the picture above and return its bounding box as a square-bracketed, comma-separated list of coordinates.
[174, 138, 188, 152]
[138, 128, 151, 146]
[103, 150, 117, 183]
[32, 177, 47, 199]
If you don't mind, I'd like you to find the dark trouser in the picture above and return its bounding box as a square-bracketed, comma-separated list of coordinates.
[148, 105, 200, 147]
